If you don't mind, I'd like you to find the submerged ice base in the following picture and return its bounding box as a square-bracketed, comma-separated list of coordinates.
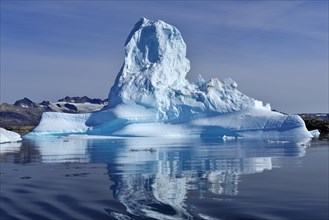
[26, 107, 312, 143]
[26, 18, 313, 142]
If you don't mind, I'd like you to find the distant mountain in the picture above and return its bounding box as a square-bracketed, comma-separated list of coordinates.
[0, 96, 108, 130]
[14, 97, 39, 108]
[57, 96, 106, 105]
[0, 102, 45, 127]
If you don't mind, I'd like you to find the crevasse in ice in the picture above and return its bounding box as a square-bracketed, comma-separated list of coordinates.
[26, 18, 313, 142]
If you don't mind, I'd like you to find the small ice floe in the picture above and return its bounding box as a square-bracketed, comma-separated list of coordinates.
[0, 127, 22, 144]
[296, 141, 311, 147]
[222, 135, 236, 141]
[266, 140, 290, 144]
[129, 148, 156, 153]
[309, 129, 320, 138]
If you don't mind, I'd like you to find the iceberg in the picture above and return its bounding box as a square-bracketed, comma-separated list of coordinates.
[26, 18, 312, 142]
[0, 127, 22, 144]
[309, 129, 320, 138]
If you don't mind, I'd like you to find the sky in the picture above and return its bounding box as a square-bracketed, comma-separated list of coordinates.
[1, 0, 328, 113]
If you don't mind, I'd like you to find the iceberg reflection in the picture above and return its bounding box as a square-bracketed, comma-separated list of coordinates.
[29, 136, 90, 163]
[0, 142, 22, 154]
[101, 138, 306, 219]
[2, 137, 307, 219]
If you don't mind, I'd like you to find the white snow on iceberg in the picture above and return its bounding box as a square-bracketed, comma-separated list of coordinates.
[0, 127, 22, 144]
[26, 18, 312, 142]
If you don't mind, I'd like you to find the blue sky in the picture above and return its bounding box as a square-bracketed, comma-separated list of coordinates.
[1, 0, 328, 113]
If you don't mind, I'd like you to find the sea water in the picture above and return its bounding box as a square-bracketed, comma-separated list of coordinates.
[0, 137, 328, 220]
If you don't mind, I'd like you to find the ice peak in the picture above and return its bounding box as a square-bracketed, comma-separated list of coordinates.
[108, 18, 190, 110]
[124, 17, 149, 46]
[108, 18, 258, 119]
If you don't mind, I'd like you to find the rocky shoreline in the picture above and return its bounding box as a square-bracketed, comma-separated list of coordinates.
[299, 114, 329, 139]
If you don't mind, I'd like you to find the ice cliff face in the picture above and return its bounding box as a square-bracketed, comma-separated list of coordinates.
[108, 18, 256, 120]
[108, 18, 190, 110]
[26, 18, 313, 142]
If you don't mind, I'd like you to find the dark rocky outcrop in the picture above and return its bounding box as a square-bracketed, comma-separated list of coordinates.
[299, 114, 329, 137]
[14, 98, 39, 108]
[40, 101, 50, 106]
[58, 96, 107, 105]
[64, 103, 78, 112]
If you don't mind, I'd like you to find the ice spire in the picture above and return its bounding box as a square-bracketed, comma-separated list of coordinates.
[108, 18, 190, 110]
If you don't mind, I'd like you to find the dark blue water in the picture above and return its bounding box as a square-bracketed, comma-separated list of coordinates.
[0, 137, 328, 220]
